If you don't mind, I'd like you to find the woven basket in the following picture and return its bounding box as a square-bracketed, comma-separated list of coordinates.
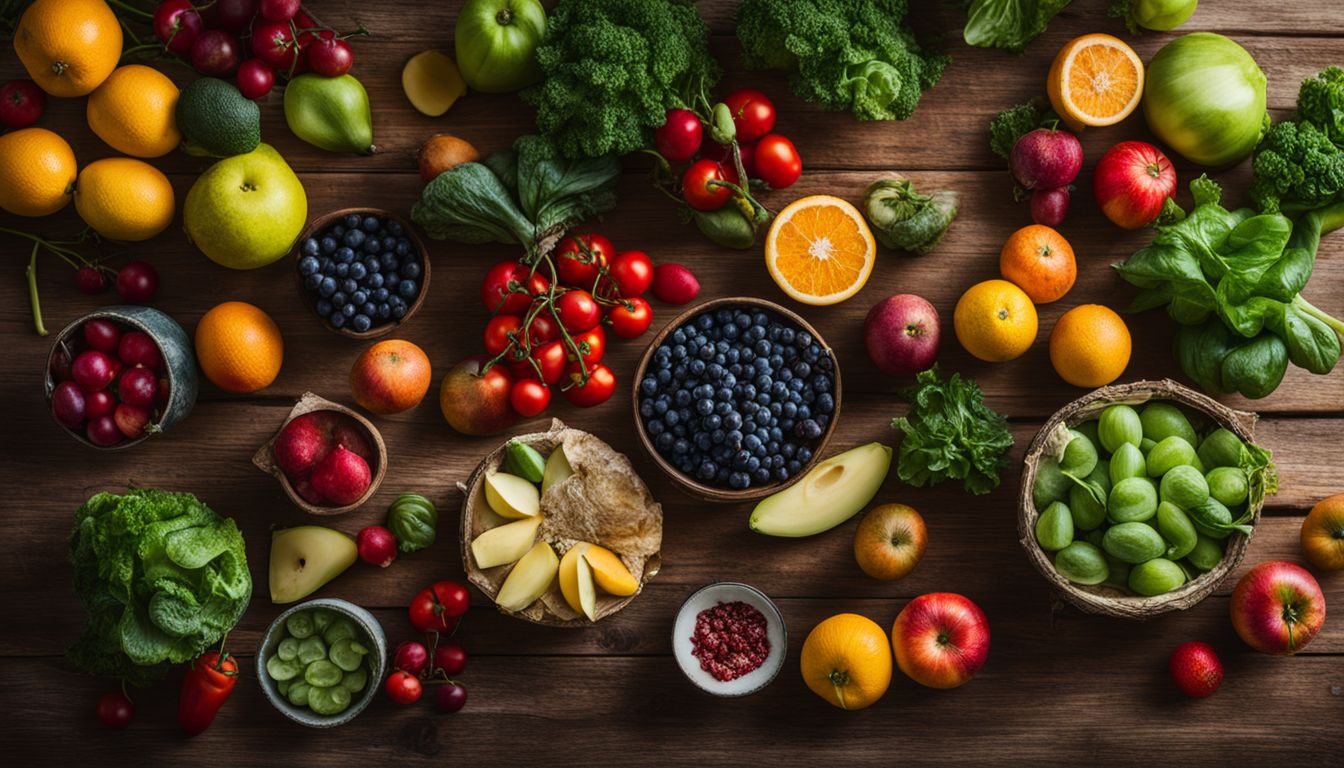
[1018, 380, 1264, 620]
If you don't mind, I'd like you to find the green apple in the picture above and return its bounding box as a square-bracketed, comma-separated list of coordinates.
[484, 471, 540, 519]
[749, 443, 893, 537]
[269, 525, 357, 604]
[184, 143, 307, 270]
[541, 446, 574, 494]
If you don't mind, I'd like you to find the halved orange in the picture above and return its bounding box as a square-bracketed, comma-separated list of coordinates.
[1047, 33, 1144, 130]
[765, 195, 875, 306]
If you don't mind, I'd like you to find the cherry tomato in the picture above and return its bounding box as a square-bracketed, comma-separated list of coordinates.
[308, 35, 354, 78]
[555, 290, 601, 333]
[235, 59, 275, 100]
[408, 580, 470, 633]
[481, 261, 548, 315]
[682, 159, 735, 212]
[555, 234, 614, 288]
[607, 297, 654, 339]
[655, 108, 703, 162]
[250, 20, 297, 69]
[606, 250, 654, 298]
[510, 379, 551, 417]
[97, 691, 133, 729]
[511, 340, 566, 384]
[706, 140, 757, 179]
[523, 311, 559, 347]
[754, 134, 802, 190]
[722, 89, 776, 142]
[568, 327, 606, 365]
[152, 0, 203, 56]
[384, 671, 423, 705]
[563, 362, 616, 408]
[483, 315, 521, 356]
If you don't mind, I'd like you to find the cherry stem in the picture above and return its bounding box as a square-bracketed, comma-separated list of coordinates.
[26, 244, 47, 337]
[106, 0, 153, 19]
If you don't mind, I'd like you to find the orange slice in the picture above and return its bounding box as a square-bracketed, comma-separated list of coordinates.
[765, 195, 875, 306]
[1047, 33, 1144, 130]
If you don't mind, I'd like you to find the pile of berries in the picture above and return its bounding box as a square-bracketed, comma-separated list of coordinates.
[297, 213, 422, 334]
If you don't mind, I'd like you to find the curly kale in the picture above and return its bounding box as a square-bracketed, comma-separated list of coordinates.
[736, 0, 948, 122]
[523, 0, 720, 159]
[1251, 66, 1344, 223]
[989, 98, 1058, 160]
[1296, 65, 1344, 145]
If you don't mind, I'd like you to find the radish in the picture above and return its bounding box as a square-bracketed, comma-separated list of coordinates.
[357, 525, 398, 567]
[651, 263, 701, 305]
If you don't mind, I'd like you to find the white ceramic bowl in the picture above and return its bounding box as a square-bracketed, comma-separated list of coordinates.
[672, 582, 786, 697]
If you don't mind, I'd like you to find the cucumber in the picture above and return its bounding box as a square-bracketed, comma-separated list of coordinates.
[504, 440, 547, 484]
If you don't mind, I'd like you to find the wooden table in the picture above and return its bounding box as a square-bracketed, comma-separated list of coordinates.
[3, 1, 1341, 764]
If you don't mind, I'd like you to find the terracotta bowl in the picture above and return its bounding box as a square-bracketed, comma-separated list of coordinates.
[253, 392, 388, 515]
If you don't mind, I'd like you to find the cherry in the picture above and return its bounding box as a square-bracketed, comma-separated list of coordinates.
[308, 36, 354, 77]
[72, 350, 116, 393]
[87, 416, 123, 447]
[83, 319, 122, 354]
[51, 381, 86, 428]
[74, 267, 107, 295]
[116, 261, 158, 303]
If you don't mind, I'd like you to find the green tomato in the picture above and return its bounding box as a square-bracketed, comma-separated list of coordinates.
[454, 0, 547, 93]
[1097, 405, 1142, 454]
[1130, 0, 1199, 32]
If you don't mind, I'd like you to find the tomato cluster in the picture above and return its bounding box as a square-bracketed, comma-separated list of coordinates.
[385, 580, 469, 712]
[476, 234, 659, 418]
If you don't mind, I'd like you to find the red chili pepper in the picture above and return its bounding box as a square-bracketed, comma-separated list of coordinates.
[178, 649, 239, 736]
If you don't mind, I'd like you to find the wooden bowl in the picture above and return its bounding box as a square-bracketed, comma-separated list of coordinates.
[630, 297, 842, 503]
[252, 392, 388, 515]
[293, 207, 431, 340]
[1018, 380, 1268, 620]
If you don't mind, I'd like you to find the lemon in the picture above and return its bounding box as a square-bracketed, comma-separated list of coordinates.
[75, 158, 176, 242]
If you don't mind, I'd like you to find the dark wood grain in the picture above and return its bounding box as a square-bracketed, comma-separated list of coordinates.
[1, 0, 1342, 765]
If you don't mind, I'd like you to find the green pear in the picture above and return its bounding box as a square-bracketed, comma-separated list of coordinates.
[269, 525, 358, 604]
[284, 74, 375, 155]
[184, 143, 307, 270]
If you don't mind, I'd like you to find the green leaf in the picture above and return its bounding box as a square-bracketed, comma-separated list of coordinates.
[891, 368, 1014, 495]
[965, 0, 1072, 54]
[1275, 303, 1342, 374]
[1220, 335, 1289, 399]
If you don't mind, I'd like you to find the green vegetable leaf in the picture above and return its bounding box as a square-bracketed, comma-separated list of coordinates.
[412, 161, 532, 245]
[890, 367, 1014, 495]
[1219, 334, 1289, 399]
[965, 0, 1072, 54]
[988, 99, 1059, 160]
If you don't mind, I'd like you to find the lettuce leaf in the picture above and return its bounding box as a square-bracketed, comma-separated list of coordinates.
[965, 0, 1072, 54]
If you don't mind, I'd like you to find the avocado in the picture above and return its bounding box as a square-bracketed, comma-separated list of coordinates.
[176, 78, 261, 158]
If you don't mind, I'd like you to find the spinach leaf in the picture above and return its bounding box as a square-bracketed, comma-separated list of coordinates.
[1275, 303, 1342, 374]
[965, 0, 1071, 54]
[1176, 322, 1233, 394]
[1220, 335, 1289, 399]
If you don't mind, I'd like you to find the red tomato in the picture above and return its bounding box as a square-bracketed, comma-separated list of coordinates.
[568, 327, 606, 365]
[511, 340, 566, 384]
[510, 379, 551, 417]
[408, 580, 470, 633]
[606, 250, 654, 298]
[607, 297, 654, 339]
[523, 311, 559, 347]
[682, 159, 735, 212]
[563, 362, 616, 408]
[655, 108, 703, 162]
[705, 139, 757, 179]
[483, 315, 521, 356]
[555, 290, 601, 333]
[754, 134, 802, 189]
[555, 234, 614, 288]
[722, 89, 776, 142]
[481, 261, 548, 315]
[384, 671, 423, 705]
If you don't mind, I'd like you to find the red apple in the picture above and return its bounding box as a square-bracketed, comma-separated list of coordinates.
[1230, 561, 1325, 655]
[891, 592, 990, 689]
[1010, 128, 1082, 190]
[350, 340, 433, 415]
[1169, 641, 1223, 698]
[439, 357, 518, 436]
[854, 503, 927, 581]
[864, 294, 940, 376]
[1094, 141, 1177, 230]
[309, 445, 372, 507]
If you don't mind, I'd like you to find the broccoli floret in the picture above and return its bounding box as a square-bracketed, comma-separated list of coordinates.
[523, 0, 720, 159]
[1251, 121, 1344, 214]
[1295, 65, 1344, 146]
[736, 0, 948, 122]
[988, 99, 1057, 160]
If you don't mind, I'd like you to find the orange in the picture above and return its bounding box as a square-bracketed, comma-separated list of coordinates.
[1300, 494, 1344, 571]
[1047, 33, 1144, 130]
[195, 302, 284, 394]
[765, 195, 876, 305]
[0, 127, 76, 217]
[954, 280, 1038, 363]
[1049, 304, 1132, 388]
[13, 0, 123, 97]
[799, 613, 892, 710]
[74, 158, 176, 241]
[999, 224, 1077, 304]
[87, 65, 181, 158]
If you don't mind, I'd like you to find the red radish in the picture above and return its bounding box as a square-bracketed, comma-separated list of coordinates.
[308, 36, 354, 78]
[83, 319, 123, 354]
[356, 525, 398, 567]
[117, 332, 162, 370]
[116, 261, 159, 303]
[203, 0, 255, 32]
[1094, 141, 1178, 229]
[309, 445, 372, 506]
[72, 351, 116, 393]
[393, 641, 429, 675]
[114, 403, 152, 439]
[259, 0, 301, 21]
[236, 59, 276, 100]
[651, 263, 700, 305]
[118, 367, 159, 408]
[655, 108, 703, 162]
[0, 79, 44, 129]
[152, 0, 203, 56]
[74, 267, 108, 295]
[1169, 641, 1223, 698]
[251, 20, 298, 68]
[1010, 128, 1082, 190]
[434, 682, 467, 713]
[273, 413, 332, 478]
[433, 642, 467, 676]
[87, 416, 123, 447]
[85, 390, 116, 419]
[190, 30, 241, 76]
[51, 382, 87, 428]
[1030, 186, 1071, 227]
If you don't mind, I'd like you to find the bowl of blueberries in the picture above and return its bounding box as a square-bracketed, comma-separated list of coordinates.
[295, 208, 430, 338]
[633, 297, 841, 503]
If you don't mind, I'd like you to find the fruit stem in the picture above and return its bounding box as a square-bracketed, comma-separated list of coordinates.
[105, 0, 153, 19]
[26, 244, 48, 337]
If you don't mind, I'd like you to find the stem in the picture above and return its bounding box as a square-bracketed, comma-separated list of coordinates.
[106, 0, 153, 19]
[1293, 295, 1344, 337]
[26, 244, 47, 337]
[1318, 201, 1344, 235]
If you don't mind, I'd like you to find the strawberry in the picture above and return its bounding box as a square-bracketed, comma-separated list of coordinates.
[1169, 641, 1223, 698]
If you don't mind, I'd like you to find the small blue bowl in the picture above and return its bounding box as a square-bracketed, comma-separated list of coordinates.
[256, 598, 387, 728]
[45, 306, 198, 449]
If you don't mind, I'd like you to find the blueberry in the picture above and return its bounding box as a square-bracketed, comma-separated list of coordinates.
[781, 443, 797, 458]
[696, 398, 715, 416]
[343, 228, 366, 248]
[817, 393, 835, 414]
[332, 224, 347, 237]
[744, 434, 762, 451]
[319, 257, 335, 274]
[703, 414, 722, 431]
[335, 262, 350, 278]
[351, 290, 368, 306]
[377, 302, 391, 319]
[304, 273, 323, 291]
[641, 377, 658, 396]
[386, 219, 404, 237]
[694, 432, 712, 451]
[774, 466, 790, 481]
[787, 459, 802, 475]
[752, 467, 771, 485]
[779, 327, 796, 345]
[673, 438, 690, 455]
[385, 277, 401, 294]
[398, 279, 418, 299]
[334, 246, 355, 264]
[364, 256, 381, 273]
[339, 278, 356, 294]
[363, 237, 382, 255]
[796, 419, 823, 440]
[797, 447, 813, 463]
[341, 302, 356, 318]
[343, 213, 362, 229]
[329, 311, 347, 329]
[332, 292, 347, 308]
[301, 238, 320, 257]
[723, 412, 743, 431]
[390, 300, 408, 319]
[367, 272, 385, 290]
[395, 239, 412, 257]
[656, 432, 674, 451]
[696, 462, 717, 481]
[640, 400, 655, 418]
[689, 359, 706, 376]
[401, 261, 422, 280]
[716, 387, 733, 402]
[647, 419, 665, 436]
[320, 236, 338, 254]
[732, 450, 751, 469]
[797, 405, 812, 420]
[315, 299, 333, 316]
[362, 302, 377, 317]
[351, 314, 372, 332]
[665, 410, 680, 427]
[655, 368, 672, 385]
[319, 276, 338, 297]
[361, 215, 380, 232]
[728, 472, 750, 490]
[349, 262, 367, 281]
[715, 401, 733, 416]
[379, 252, 398, 270]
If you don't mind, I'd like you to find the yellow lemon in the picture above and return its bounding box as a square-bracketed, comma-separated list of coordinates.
[87, 64, 181, 158]
[74, 158, 176, 241]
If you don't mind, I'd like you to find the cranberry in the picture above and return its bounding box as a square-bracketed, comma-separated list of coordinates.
[690, 601, 770, 682]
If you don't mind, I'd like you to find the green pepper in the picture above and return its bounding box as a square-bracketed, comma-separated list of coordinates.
[387, 492, 438, 553]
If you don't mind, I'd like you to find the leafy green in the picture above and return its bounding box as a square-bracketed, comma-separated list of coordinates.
[69, 489, 251, 683]
[862, 176, 958, 255]
[522, 0, 720, 159]
[989, 98, 1059, 160]
[736, 0, 948, 122]
[411, 135, 620, 258]
[890, 367, 1015, 495]
[965, 0, 1071, 54]
[1114, 175, 1344, 399]
[386, 493, 437, 554]
[1251, 67, 1344, 218]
